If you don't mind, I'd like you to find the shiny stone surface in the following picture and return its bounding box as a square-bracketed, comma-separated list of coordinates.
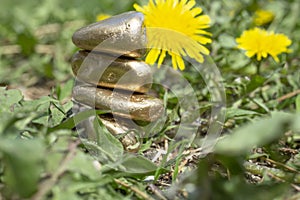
[72, 11, 146, 58]
[71, 50, 152, 93]
[73, 85, 164, 122]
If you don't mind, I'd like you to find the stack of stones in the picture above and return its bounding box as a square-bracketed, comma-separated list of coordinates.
[71, 12, 164, 151]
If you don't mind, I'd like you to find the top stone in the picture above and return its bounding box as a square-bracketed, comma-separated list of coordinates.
[72, 11, 147, 58]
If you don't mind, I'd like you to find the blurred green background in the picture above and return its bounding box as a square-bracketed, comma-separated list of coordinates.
[0, 0, 139, 99]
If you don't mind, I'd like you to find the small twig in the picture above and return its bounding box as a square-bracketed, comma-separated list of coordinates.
[276, 89, 300, 103]
[267, 171, 285, 182]
[164, 139, 168, 152]
[114, 179, 154, 200]
[157, 182, 171, 187]
[266, 172, 300, 191]
[244, 161, 300, 184]
[183, 147, 204, 162]
[266, 158, 300, 174]
[177, 159, 188, 173]
[148, 184, 168, 200]
[247, 162, 300, 191]
[291, 183, 300, 192]
[31, 139, 81, 200]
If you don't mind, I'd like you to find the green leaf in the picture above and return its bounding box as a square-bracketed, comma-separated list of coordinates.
[17, 96, 52, 113]
[52, 178, 118, 200]
[0, 87, 23, 112]
[245, 75, 266, 94]
[56, 79, 74, 101]
[226, 108, 261, 119]
[16, 31, 37, 56]
[218, 33, 236, 48]
[247, 153, 269, 160]
[66, 150, 102, 180]
[93, 117, 124, 162]
[48, 101, 73, 127]
[0, 138, 44, 198]
[215, 112, 293, 155]
[48, 106, 65, 127]
[251, 98, 270, 113]
[48, 109, 109, 131]
[52, 186, 81, 200]
[0, 112, 15, 134]
[19, 96, 53, 126]
[292, 114, 300, 133]
[296, 94, 300, 112]
[114, 154, 158, 175]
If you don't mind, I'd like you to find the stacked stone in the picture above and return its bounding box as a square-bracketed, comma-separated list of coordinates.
[71, 12, 164, 151]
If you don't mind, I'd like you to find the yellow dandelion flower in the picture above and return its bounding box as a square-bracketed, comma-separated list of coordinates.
[134, 0, 212, 70]
[236, 28, 291, 62]
[253, 10, 274, 26]
[96, 14, 111, 21]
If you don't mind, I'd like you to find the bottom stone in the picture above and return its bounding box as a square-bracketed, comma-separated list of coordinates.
[73, 101, 141, 152]
[99, 115, 142, 151]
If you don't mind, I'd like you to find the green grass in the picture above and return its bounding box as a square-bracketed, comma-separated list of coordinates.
[0, 0, 300, 199]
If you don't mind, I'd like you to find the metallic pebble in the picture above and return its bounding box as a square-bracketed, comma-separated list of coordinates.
[73, 101, 141, 152]
[73, 85, 164, 122]
[72, 11, 146, 58]
[71, 50, 152, 93]
[99, 116, 141, 152]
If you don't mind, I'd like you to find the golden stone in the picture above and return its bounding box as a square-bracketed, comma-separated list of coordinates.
[71, 50, 152, 93]
[72, 11, 146, 58]
[73, 85, 164, 122]
[99, 116, 141, 152]
[73, 102, 141, 152]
